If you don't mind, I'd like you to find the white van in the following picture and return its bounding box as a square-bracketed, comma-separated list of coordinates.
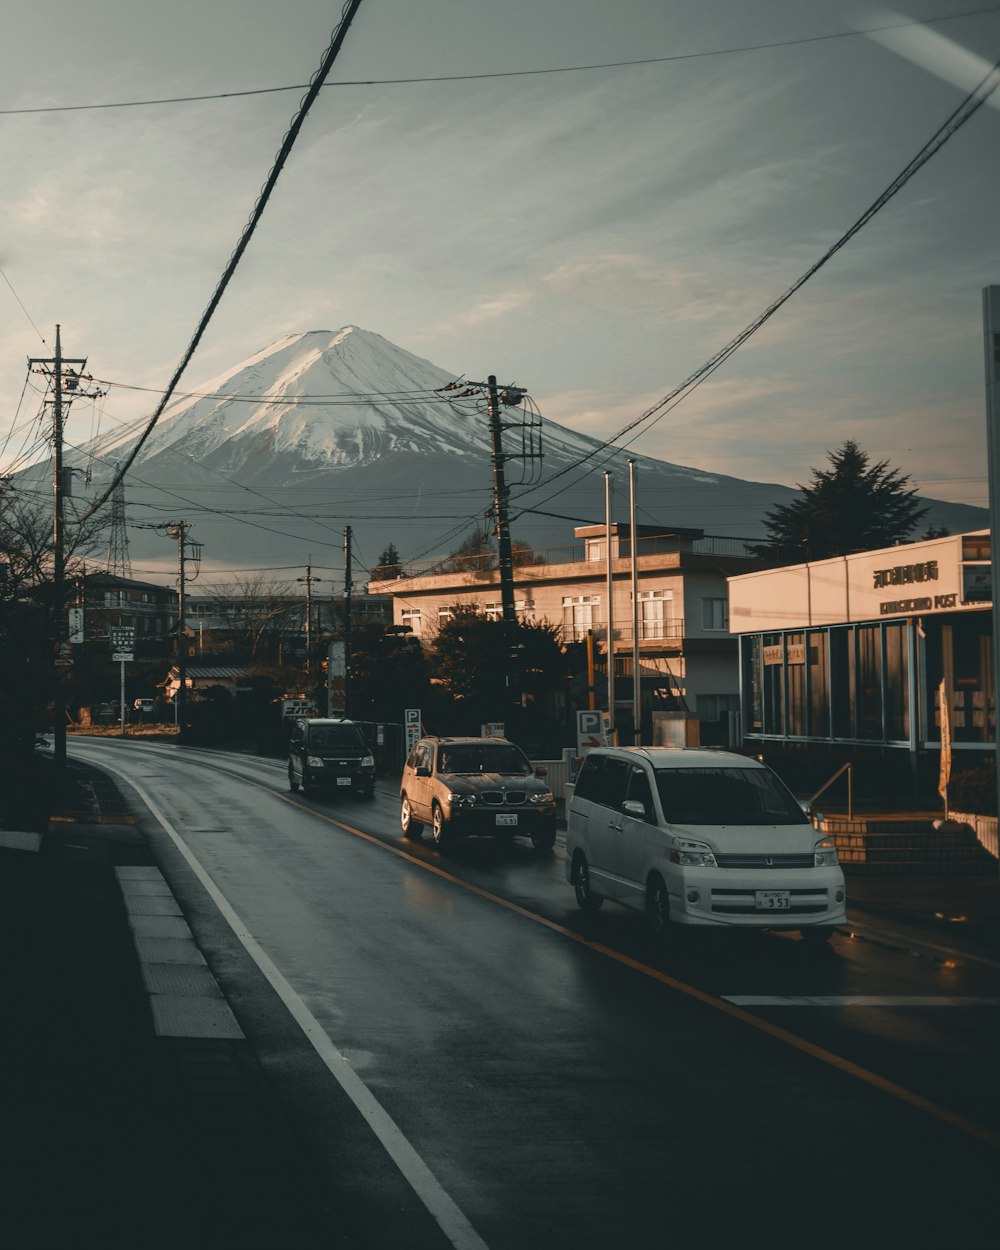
[566, 747, 846, 944]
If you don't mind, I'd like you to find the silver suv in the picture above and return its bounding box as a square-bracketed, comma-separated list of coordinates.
[400, 735, 557, 851]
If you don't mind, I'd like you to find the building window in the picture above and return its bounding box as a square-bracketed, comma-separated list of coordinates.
[635, 589, 674, 640]
[562, 595, 599, 642]
[586, 538, 612, 562]
[437, 607, 454, 628]
[482, 600, 531, 622]
[702, 597, 728, 631]
[401, 608, 422, 636]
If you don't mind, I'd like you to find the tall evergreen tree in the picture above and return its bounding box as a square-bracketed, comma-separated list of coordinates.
[761, 440, 927, 560]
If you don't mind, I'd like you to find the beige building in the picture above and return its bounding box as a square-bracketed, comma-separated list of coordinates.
[369, 525, 765, 744]
[727, 530, 993, 788]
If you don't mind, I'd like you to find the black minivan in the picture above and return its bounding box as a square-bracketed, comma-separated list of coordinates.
[287, 717, 376, 798]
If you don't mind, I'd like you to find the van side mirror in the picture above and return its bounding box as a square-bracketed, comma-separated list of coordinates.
[622, 799, 648, 819]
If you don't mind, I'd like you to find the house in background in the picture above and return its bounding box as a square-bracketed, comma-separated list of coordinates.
[73, 571, 176, 649]
[368, 524, 768, 745]
[160, 663, 255, 703]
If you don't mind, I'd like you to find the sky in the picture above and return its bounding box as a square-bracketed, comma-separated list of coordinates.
[2, 0, 999, 522]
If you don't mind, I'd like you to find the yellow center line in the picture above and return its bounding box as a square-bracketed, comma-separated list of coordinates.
[288, 792, 1000, 1152]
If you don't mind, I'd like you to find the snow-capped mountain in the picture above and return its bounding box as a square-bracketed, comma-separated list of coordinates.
[20, 327, 989, 582]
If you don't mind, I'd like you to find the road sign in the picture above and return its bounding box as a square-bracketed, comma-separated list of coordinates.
[109, 625, 135, 662]
[576, 709, 610, 755]
[404, 708, 422, 754]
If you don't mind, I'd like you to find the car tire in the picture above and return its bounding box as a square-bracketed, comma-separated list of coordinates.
[400, 794, 423, 839]
[532, 828, 556, 854]
[801, 926, 835, 945]
[288, 767, 299, 793]
[572, 853, 603, 914]
[644, 873, 671, 940]
[431, 803, 451, 849]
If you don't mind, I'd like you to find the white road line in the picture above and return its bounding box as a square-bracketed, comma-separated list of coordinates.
[100, 760, 491, 1250]
[723, 995, 1000, 1007]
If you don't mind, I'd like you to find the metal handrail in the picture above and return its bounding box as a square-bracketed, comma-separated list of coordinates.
[809, 762, 853, 820]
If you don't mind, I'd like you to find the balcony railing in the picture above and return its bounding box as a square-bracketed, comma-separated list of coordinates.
[563, 619, 685, 644]
[371, 533, 769, 582]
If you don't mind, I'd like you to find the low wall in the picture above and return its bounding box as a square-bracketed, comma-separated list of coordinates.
[950, 811, 998, 859]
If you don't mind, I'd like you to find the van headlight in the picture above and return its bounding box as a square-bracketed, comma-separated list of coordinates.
[814, 837, 839, 867]
[307, 756, 325, 768]
[671, 839, 718, 868]
[361, 754, 375, 768]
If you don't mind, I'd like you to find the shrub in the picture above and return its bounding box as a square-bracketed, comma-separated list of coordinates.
[950, 758, 997, 816]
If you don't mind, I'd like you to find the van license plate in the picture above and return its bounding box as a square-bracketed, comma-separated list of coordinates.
[337, 777, 351, 786]
[496, 814, 518, 826]
[755, 890, 790, 910]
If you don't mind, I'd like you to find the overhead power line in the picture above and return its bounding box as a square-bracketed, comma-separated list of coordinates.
[80, 0, 365, 523]
[511, 52, 1000, 518]
[2, 6, 998, 115]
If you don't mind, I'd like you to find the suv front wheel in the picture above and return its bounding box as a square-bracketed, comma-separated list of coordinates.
[431, 803, 452, 849]
[400, 794, 423, 840]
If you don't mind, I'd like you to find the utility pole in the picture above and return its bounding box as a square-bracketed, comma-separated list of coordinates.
[162, 523, 201, 731]
[343, 527, 353, 717]
[440, 373, 537, 720]
[605, 471, 616, 741]
[486, 375, 523, 713]
[27, 327, 94, 772]
[296, 563, 323, 675]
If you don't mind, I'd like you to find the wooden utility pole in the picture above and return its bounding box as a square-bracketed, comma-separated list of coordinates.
[343, 527, 352, 717]
[486, 375, 520, 713]
[164, 523, 201, 730]
[28, 326, 89, 773]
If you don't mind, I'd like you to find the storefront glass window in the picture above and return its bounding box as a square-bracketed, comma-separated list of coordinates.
[786, 632, 806, 736]
[884, 623, 909, 741]
[830, 628, 853, 738]
[762, 633, 784, 735]
[808, 631, 829, 737]
[857, 625, 883, 740]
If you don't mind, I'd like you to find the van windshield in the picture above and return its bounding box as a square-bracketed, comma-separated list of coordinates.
[308, 725, 365, 751]
[438, 745, 531, 775]
[654, 767, 807, 826]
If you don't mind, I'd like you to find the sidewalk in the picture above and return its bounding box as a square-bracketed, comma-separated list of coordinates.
[0, 765, 335, 1250]
[842, 870, 1000, 958]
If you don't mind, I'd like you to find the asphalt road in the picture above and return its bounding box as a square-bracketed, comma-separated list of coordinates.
[69, 737, 1000, 1250]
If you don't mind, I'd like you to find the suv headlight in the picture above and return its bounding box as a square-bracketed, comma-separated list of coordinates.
[306, 756, 325, 768]
[671, 838, 718, 868]
[447, 792, 477, 806]
[529, 791, 554, 804]
[361, 754, 375, 768]
[814, 836, 839, 867]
